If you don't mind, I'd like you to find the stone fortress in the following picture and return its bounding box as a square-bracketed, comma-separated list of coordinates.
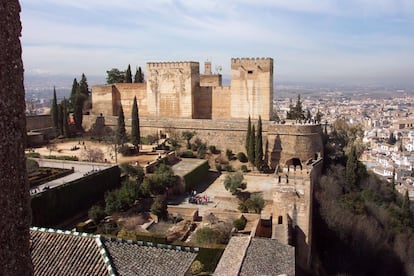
[88, 57, 324, 272]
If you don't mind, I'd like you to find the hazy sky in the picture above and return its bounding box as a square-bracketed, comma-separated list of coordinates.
[21, 0, 414, 86]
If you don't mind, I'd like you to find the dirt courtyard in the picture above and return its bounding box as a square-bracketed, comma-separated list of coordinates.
[32, 140, 162, 165]
[174, 172, 276, 217]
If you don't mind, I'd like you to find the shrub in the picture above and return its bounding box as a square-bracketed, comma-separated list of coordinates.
[118, 145, 133, 156]
[233, 218, 246, 231]
[224, 172, 246, 194]
[209, 145, 219, 154]
[191, 260, 204, 275]
[225, 164, 234, 172]
[151, 195, 168, 220]
[241, 165, 248, 172]
[215, 164, 222, 172]
[26, 152, 40, 158]
[236, 152, 248, 163]
[238, 202, 249, 213]
[195, 227, 219, 244]
[225, 149, 233, 160]
[88, 205, 106, 224]
[180, 150, 195, 158]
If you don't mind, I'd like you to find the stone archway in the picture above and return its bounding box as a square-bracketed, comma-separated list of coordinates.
[285, 157, 302, 171]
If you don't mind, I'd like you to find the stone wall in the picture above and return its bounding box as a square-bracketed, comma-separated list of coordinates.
[193, 86, 212, 119]
[26, 114, 52, 131]
[211, 86, 231, 120]
[83, 115, 324, 168]
[272, 158, 323, 273]
[200, 74, 222, 87]
[267, 123, 324, 166]
[91, 85, 115, 116]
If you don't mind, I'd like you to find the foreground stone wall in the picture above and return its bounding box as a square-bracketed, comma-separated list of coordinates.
[0, 1, 33, 273]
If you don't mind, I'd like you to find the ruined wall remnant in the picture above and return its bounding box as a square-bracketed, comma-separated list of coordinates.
[0, 1, 33, 274]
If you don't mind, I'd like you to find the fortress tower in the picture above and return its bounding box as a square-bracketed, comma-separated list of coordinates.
[230, 58, 273, 120]
[146, 62, 199, 118]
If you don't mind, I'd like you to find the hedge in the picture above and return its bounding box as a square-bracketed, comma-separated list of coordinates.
[183, 160, 210, 191]
[31, 166, 121, 227]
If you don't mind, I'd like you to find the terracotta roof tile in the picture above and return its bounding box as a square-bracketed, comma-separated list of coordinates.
[30, 228, 111, 275]
[103, 239, 197, 276]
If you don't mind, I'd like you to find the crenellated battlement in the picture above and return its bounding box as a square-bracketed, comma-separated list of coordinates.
[231, 57, 273, 65]
[147, 61, 199, 69]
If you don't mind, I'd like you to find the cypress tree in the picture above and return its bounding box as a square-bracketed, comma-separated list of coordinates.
[51, 87, 58, 129]
[70, 78, 79, 102]
[116, 104, 127, 145]
[402, 190, 412, 226]
[255, 116, 263, 169]
[57, 103, 63, 135]
[62, 98, 69, 138]
[346, 145, 358, 190]
[245, 116, 251, 154]
[125, 64, 132, 83]
[79, 73, 89, 96]
[248, 124, 256, 165]
[137, 66, 144, 83]
[73, 93, 85, 131]
[131, 96, 141, 150]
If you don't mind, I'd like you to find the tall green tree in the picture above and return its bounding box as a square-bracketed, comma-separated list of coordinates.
[345, 145, 358, 190]
[70, 78, 79, 103]
[316, 109, 323, 122]
[255, 116, 263, 169]
[61, 98, 69, 138]
[79, 73, 89, 96]
[402, 190, 412, 226]
[130, 96, 140, 150]
[248, 124, 256, 165]
[134, 66, 144, 83]
[57, 103, 63, 135]
[116, 104, 127, 145]
[125, 64, 132, 83]
[245, 116, 251, 154]
[286, 94, 305, 120]
[73, 93, 86, 131]
[106, 68, 125, 84]
[306, 109, 311, 120]
[51, 87, 58, 129]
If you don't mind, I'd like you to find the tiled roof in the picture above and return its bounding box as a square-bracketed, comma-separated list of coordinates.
[30, 228, 112, 276]
[214, 236, 295, 276]
[30, 228, 198, 276]
[103, 238, 197, 276]
[239, 237, 295, 276]
[214, 236, 250, 276]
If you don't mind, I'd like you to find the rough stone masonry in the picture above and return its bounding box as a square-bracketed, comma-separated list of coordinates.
[0, 1, 33, 274]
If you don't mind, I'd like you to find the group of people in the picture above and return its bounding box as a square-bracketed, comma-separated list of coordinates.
[188, 192, 209, 205]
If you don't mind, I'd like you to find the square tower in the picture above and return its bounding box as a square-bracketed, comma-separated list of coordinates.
[230, 58, 273, 120]
[146, 62, 199, 118]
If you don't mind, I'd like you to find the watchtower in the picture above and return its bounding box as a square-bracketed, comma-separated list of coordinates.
[230, 57, 273, 120]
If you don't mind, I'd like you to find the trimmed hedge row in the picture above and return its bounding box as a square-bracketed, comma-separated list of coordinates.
[31, 166, 121, 227]
[183, 160, 210, 191]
